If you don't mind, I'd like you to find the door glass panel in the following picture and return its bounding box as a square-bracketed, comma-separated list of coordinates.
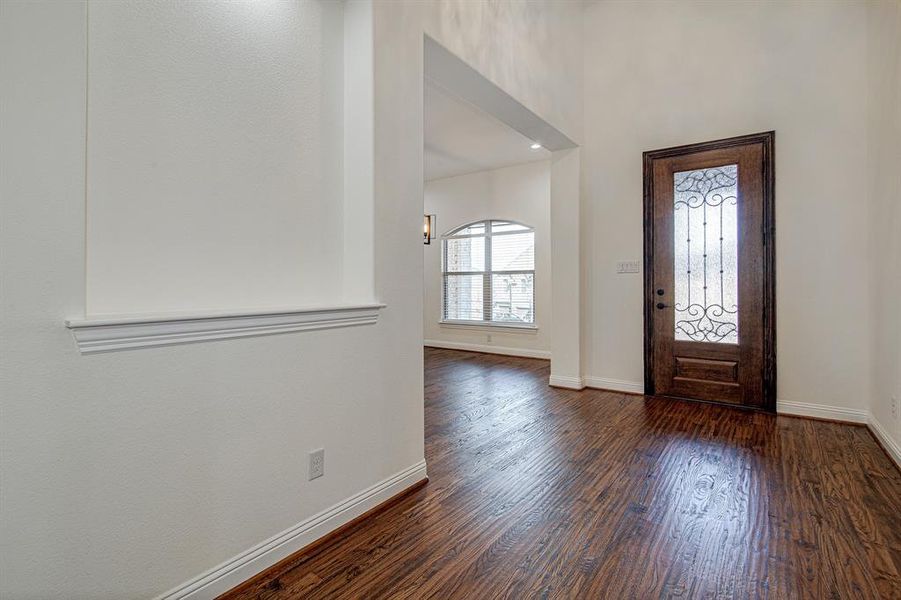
[673, 165, 738, 343]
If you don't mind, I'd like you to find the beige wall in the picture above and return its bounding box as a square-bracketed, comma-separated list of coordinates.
[423, 161, 552, 357]
[581, 0, 872, 414]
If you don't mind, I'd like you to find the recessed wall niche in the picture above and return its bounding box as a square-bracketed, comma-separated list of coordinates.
[85, 0, 372, 317]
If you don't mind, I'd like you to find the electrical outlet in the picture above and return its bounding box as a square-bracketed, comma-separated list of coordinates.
[309, 448, 325, 480]
[487, 334, 493, 343]
[892, 396, 898, 421]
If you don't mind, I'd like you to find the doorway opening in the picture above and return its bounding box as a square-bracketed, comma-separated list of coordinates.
[421, 37, 581, 387]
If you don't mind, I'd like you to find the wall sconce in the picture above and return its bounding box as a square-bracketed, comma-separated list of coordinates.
[424, 214, 435, 245]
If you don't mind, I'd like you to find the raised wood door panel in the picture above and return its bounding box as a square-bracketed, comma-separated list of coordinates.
[644, 132, 775, 411]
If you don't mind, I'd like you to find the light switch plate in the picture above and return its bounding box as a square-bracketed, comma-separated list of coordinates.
[616, 261, 640, 274]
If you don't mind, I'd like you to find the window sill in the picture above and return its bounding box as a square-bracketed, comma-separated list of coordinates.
[66, 303, 386, 354]
[439, 321, 538, 333]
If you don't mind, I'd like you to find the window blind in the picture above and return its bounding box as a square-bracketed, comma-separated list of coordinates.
[442, 220, 535, 325]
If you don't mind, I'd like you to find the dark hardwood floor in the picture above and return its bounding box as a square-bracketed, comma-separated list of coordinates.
[224, 348, 901, 599]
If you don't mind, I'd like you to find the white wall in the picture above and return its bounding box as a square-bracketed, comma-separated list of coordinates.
[581, 0, 872, 414]
[423, 161, 552, 357]
[343, 0, 376, 302]
[421, 0, 583, 144]
[867, 0, 901, 451]
[1, 2, 422, 598]
[0, 0, 583, 598]
[85, 1, 346, 316]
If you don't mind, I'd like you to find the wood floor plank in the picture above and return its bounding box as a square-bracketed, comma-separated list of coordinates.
[221, 349, 901, 599]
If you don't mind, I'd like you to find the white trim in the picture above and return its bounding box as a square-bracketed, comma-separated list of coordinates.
[154, 459, 427, 600]
[439, 321, 538, 333]
[425, 339, 550, 360]
[776, 399, 869, 424]
[66, 304, 385, 354]
[548, 374, 584, 389]
[868, 415, 901, 468]
[582, 376, 644, 395]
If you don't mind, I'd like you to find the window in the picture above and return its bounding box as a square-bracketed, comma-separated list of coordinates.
[442, 220, 535, 326]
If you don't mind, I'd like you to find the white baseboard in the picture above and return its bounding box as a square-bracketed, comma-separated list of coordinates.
[582, 376, 644, 395]
[154, 460, 428, 600]
[424, 339, 551, 360]
[776, 400, 869, 424]
[548, 374, 584, 389]
[868, 415, 901, 468]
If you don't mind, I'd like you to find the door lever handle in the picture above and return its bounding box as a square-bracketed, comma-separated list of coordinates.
[656, 302, 670, 309]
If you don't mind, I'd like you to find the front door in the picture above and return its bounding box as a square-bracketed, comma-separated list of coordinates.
[643, 132, 775, 410]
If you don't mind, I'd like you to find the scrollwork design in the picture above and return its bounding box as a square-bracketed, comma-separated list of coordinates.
[674, 168, 737, 211]
[673, 166, 739, 344]
[674, 303, 738, 343]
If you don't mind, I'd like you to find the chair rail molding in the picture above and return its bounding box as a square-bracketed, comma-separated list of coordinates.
[66, 303, 386, 354]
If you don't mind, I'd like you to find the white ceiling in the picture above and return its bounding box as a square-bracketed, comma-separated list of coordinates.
[424, 82, 551, 182]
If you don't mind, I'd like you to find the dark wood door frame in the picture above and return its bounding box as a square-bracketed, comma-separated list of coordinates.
[642, 131, 776, 411]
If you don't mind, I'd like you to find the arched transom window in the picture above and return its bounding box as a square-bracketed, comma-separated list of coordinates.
[442, 220, 535, 325]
